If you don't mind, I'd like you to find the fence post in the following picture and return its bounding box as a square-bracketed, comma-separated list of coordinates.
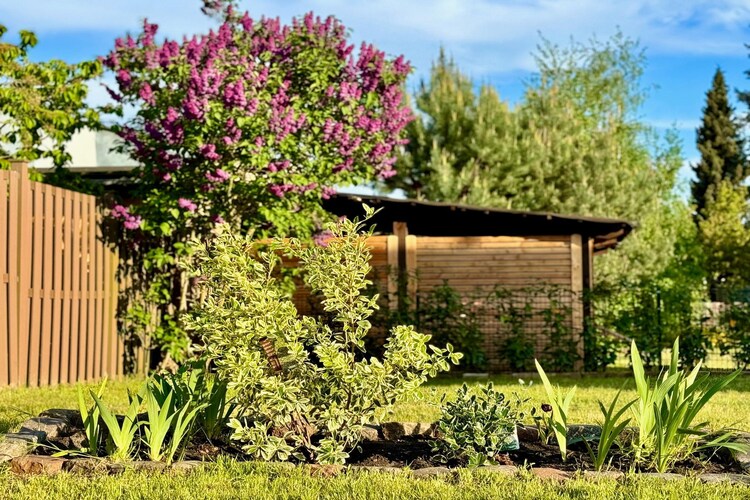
[10, 161, 31, 385]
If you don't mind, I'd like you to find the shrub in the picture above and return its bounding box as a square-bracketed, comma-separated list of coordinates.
[432, 382, 524, 467]
[183, 206, 461, 464]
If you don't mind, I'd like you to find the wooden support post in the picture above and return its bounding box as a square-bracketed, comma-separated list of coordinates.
[570, 234, 584, 371]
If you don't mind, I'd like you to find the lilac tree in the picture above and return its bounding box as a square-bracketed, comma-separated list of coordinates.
[103, 1, 412, 361]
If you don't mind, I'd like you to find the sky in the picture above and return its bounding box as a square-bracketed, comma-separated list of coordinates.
[3, 0, 750, 191]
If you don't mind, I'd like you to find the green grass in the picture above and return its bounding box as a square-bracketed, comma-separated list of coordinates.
[1, 373, 749, 498]
[2, 373, 749, 435]
[1, 460, 750, 499]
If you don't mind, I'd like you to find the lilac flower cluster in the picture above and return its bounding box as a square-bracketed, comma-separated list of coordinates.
[111, 204, 142, 230]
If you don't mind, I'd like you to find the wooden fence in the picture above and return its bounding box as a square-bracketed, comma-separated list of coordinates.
[1, 162, 126, 386]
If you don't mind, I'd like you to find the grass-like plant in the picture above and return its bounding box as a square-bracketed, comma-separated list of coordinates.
[143, 390, 176, 462]
[584, 388, 635, 471]
[631, 337, 748, 472]
[75, 379, 108, 456]
[534, 359, 576, 461]
[92, 391, 141, 461]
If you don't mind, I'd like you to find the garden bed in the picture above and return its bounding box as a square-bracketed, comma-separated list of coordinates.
[3, 410, 748, 483]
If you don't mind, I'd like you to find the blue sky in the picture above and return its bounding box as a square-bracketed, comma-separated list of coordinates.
[3, 0, 750, 190]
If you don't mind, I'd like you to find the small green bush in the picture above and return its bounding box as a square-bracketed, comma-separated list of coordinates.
[433, 382, 524, 467]
[184, 206, 461, 464]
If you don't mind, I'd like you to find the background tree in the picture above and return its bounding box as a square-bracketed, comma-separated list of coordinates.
[698, 180, 750, 287]
[103, 2, 413, 362]
[691, 68, 747, 220]
[0, 25, 101, 172]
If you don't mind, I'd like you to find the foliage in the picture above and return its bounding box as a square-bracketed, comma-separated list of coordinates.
[583, 325, 623, 372]
[540, 292, 578, 371]
[183, 206, 460, 464]
[630, 337, 747, 472]
[392, 33, 686, 288]
[693, 68, 747, 219]
[102, 2, 413, 362]
[432, 382, 524, 467]
[415, 283, 486, 371]
[717, 302, 750, 369]
[92, 390, 142, 461]
[495, 290, 535, 372]
[698, 181, 750, 286]
[74, 380, 108, 456]
[534, 360, 576, 461]
[0, 24, 101, 170]
[584, 388, 635, 471]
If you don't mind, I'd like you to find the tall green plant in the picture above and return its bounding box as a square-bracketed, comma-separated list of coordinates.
[534, 359, 576, 461]
[631, 337, 747, 472]
[584, 389, 635, 471]
[92, 391, 141, 461]
[75, 379, 108, 456]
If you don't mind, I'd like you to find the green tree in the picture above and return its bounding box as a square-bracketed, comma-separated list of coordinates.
[388, 49, 519, 205]
[0, 25, 101, 170]
[698, 180, 750, 286]
[692, 68, 747, 220]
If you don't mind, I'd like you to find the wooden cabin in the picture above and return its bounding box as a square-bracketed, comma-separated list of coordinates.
[319, 194, 633, 372]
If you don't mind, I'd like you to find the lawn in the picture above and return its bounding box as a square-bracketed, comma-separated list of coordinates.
[2, 373, 750, 499]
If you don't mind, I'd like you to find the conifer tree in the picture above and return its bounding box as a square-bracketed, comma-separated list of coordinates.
[691, 68, 747, 220]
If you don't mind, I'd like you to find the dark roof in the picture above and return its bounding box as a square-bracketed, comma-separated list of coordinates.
[324, 193, 633, 253]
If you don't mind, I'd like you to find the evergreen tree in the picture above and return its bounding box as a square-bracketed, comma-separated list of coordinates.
[691, 68, 747, 220]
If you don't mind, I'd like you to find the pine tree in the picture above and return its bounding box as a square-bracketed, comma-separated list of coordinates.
[691, 68, 747, 219]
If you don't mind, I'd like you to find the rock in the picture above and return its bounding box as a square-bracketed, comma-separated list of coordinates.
[4, 430, 45, 444]
[638, 473, 684, 481]
[411, 466, 452, 479]
[39, 409, 81, 427]
[381, 422, 436, 440]
[10, 455, 66, 475]
[0, 438, 33, 463]
[107, 463, 126, 475]
[735, 452, 750, 473]
[169, 461, 205, 474]
[131, 461, 168, 473]
[20, 417, 70, 440]
[582, 470, 625, 481]
[480, 465, 517, 476]
[308, 464, 343, 477]
[462, 373, 489, 379]
[348, 465, 402, 475]
[530, 467, 572, 481]
[700, 473, 750, 485]
[51, 430, 87, 451]
[566, 425, 601, 445]
[359, 424, 381, 442]
[62, 458, 107, 474]
[516, 425, 540, 444]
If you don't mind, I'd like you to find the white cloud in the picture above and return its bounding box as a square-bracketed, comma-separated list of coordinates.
[3, 0, 749, 80]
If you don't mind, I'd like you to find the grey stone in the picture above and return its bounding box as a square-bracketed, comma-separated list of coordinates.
[62, 458, 107, 474]
[567, 424, 601, 445]
[169, 460, 206, 474]
[0, 439, 32, 463]
[10, 455, 66, 475]
[107, 463, 126, 475]
[582, 470, 625, 481]
[699, 473, 750, 485]
[462, 373, 489, 379]
[359, 424, 381, 442]
[480, 465, 517, 476]
[131, 461, 168, 473]
[348, 465, 402, 475]
[19, 416, 70, 439]
[381, 422, 436, 440]
[638, 472, 685, 481]
[516, 425, 540, 443]
[411, 466, 452, 479]
[735, 452, 750, 473]
[531, 467, 572, 481]
[4, 430, 45, 444]
[39, 409, 80, 426]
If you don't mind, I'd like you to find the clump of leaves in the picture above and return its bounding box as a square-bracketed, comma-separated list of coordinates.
[584, 388, 635, 471]
[631, 337, 748, 472]
[534, 359, 576, 461]
[432, 382, 524, 467]
[184, 205, 461, 464]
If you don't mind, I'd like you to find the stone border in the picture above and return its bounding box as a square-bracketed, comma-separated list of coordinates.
[2, 411, 749, 485]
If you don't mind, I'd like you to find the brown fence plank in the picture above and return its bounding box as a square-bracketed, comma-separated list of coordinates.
[39, 184, 55, 385]
[59, 189, 73, 384]
[15, 164, 33, 386]
[7, 170, 20, 385]
[71, 191, 83, 382]
[0, 171, 9, 385]
[86, 196, 96, 381]
[27, 183, 44, 386]
[49, 187, 64, 384]
[94, 208, 105, 378]
[79, 195, 91, 381]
